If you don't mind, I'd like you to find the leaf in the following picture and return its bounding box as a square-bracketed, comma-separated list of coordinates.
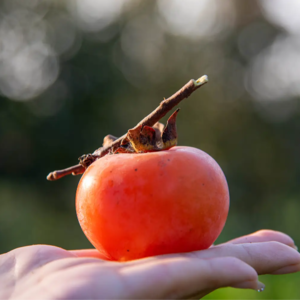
[162, 108, 180, 149]
[127, 125, 159, 152]
[153, 122, 164, 146]
[125, 110, 179, 152]
[113, 145, 135, 154]
[78, 154, 99, 168]
[113, 137, 135, 154]
[103, 134, 118, 147]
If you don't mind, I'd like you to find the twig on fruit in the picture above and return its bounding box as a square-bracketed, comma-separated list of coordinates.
[47, 75, 209, 181]
[46, 164, 85, 181]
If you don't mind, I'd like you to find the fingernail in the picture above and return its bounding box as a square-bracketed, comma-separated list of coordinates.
[257, 281, 265, 292]
[233, 280, 265, 291]
[293, 245, 298, 251]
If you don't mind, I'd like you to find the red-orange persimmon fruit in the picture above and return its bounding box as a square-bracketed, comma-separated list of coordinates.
[76, 146, 229, 261]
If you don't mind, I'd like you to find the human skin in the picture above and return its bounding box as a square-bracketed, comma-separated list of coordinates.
[0, 230, 299, 299]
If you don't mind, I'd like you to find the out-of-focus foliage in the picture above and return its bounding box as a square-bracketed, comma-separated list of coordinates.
[0, 0, 299, 298]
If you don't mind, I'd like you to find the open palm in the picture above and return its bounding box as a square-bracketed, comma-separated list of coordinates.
[1, 230, 299, 299]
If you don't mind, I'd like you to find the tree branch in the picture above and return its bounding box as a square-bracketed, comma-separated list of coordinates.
[47, 75, 208, 181]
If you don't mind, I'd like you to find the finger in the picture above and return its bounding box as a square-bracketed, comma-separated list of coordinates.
[70, 229, 297, 260]
[189, 241, 300, 275]
[270, 263, 300, 275]
[120, 256, 262, 299]
[224, 230, 296, 248]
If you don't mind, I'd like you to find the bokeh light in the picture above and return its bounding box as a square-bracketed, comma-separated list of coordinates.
[157, 0, 235, 39]
[68, 0, 132, 32]
[0, 5, 58, 100]
[260, 0, 300, 35]
[246, 35, 300, 102]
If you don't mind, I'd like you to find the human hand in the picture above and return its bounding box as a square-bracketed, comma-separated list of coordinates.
[1, 230, 299, 299]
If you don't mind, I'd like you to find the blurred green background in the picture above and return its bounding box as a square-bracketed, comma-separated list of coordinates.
[0, 0, 299, 298]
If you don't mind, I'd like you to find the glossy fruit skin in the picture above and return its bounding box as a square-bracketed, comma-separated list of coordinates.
[76, 146, 229, 261]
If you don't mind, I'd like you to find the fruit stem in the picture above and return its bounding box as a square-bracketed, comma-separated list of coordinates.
[47, 75, 209, 180]
[195, 75, 209, 86]
[95, 75, 209, 155]
[47, 164, 84, 181]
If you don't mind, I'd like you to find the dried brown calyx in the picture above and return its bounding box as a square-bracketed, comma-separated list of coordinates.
[47, 75, 209, 181]
[121, 109, 180, 153]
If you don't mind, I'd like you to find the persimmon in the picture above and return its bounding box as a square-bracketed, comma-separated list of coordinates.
[75, 146, 229, 261]
[47, 75, 230, 261]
